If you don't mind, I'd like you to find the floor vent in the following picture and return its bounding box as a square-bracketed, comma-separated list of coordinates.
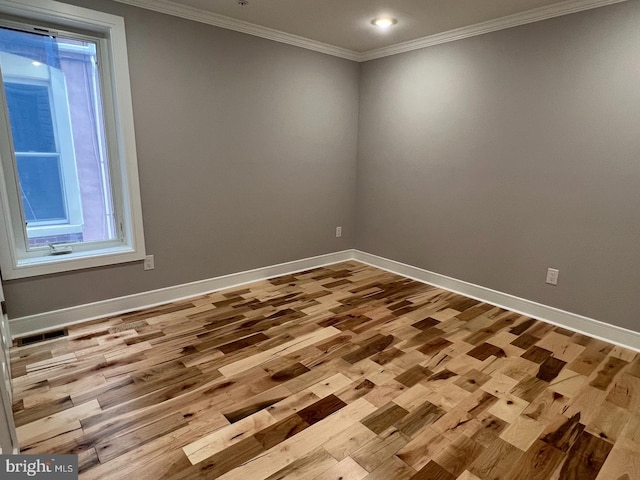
[17, 328, 68, 347]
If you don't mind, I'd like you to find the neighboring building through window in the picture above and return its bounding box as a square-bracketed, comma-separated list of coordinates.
[0, 28, 115, 247]
[0, 0, 145, 279]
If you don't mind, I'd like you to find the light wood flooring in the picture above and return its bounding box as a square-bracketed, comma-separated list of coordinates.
[10, 261, 640, 479]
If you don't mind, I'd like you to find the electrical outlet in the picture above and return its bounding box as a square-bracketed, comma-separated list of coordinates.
[144, 255, 155, 271]
[546, 268, 559, 285]
[336, 226, 342, 238]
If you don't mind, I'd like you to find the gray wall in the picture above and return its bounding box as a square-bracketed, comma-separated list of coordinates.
[356, 1, 640, 330]
[3, 0, 360, 318]
[5, 0, 640, 332]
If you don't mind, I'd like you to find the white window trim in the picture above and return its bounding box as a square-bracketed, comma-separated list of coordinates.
[0, 0, 145, 279]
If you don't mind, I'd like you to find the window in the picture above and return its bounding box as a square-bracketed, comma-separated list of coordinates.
[0, 0, 145, 279]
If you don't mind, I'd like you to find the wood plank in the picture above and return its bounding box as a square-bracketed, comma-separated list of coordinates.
[361, 455, 415, 480]
[219, 327, 341, 377]
[540, 413, 585, 452]
[361, 401, 409, 434]
[313, 456, 368, 480]
[469, 437, 524, 480]
[215, 398, 377, 480]
[504, 440, 565, 480]
[264, 446, 337, 480]
[7, 262, 640, 480]
[351, 427, 409, 472]
[499, 415, 546, 451]
[432, 434, 485, 477]
[254, 413, 310, 449]
[594, 443, 639, 480]
[95, 412, 187, 463]
[566, 341, 613, 376]
[536, 356, 567, 382]
[411, 460, 456, 480]
[558, 430, 613, 480]
[17, 400, 101, 447]
[396, 427, 450, 471]
[322, 422, 377, 461]
[590, 356, 629, 391]
[394, 400, 446, 437]
[182, 409, 274, 464]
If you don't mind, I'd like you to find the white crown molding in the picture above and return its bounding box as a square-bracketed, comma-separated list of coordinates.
[110, 0, 360, 61]
[359, 0, 629, 61]
[8, 250, 355, 338]
[111, 0, 628, 62]
[353, 250, 640, 352]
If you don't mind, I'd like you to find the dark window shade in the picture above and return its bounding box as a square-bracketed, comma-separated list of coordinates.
[5, 83, 56, 153]
[16, 154, 66, 222]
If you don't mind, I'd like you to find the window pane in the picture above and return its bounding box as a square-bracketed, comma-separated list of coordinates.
[5, 83, 56, 152]
[0, 27, 60, 68]
[61, 38, 117, 244]
[16, 154, 66, 222]
[0, 26, 117, 247]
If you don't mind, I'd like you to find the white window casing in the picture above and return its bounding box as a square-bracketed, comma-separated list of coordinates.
[0, 0, 145, 279]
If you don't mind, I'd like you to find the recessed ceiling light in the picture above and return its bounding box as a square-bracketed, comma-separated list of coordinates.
[371, 17, 398, 30]
[31, 61, 42, 66]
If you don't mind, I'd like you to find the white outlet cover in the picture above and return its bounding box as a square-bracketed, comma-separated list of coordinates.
[546, 268, 559, 285]
[144, 255, 155, 270]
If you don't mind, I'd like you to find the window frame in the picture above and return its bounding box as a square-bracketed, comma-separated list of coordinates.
[0, 0, 145, 279]
[3, 65, 84, 236]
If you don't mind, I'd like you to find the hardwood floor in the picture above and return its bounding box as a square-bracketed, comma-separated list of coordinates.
[10, 261, 640, 479]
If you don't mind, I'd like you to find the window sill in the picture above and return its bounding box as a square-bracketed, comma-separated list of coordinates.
[4, 246, 145, 279]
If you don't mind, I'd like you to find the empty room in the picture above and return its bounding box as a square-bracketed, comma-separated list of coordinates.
[0, 0, 638, 478]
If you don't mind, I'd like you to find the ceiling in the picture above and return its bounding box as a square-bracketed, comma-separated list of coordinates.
[115, 0, 626, 60]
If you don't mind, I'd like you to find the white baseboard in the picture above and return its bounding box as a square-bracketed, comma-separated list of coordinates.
[353, 250, 640, 352]
[8, 250, 354, 339]
[10, 248, 640, 353]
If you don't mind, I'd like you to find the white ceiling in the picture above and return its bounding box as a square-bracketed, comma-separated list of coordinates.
[115, 0, 626, 60]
